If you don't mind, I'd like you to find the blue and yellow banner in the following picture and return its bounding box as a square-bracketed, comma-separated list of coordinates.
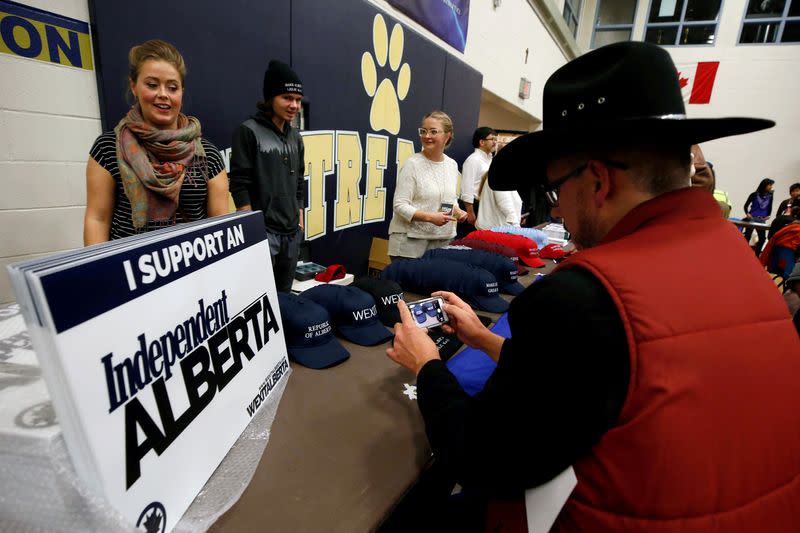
[0, 0, 92, 70]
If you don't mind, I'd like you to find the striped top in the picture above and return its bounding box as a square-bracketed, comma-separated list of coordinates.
[89, 131, 225, 240]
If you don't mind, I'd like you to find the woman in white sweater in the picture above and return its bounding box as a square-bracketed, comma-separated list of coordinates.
[388, 111, 466, 259]
[475, 172, 523, 230]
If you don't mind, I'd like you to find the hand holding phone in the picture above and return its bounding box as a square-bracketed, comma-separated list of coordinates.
[430, 211, 456, 226]
[407, 297, 449, 329]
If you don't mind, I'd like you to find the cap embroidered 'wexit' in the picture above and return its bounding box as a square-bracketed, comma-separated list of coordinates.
[351, 277, 405, 327]
[302, 284, 393, 346]
[383, 258, 509, 313]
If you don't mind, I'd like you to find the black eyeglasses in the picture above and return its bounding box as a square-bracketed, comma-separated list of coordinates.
[543, 159, 629, 207]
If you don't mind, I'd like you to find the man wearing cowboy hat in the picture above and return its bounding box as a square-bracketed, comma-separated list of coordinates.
[387, 42, 800, 530]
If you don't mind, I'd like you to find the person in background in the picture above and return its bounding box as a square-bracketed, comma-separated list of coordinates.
[690, 145, 731, 218]
[474, 172, 523, 230]
[777, 182, 800, 216]
[690, 144, 714, 192]
[84, 40, 229, 245]
[743, 178, 775, 255]
[783, 262, 800, 335]
[386, 41, 800, 530]
[460, 127, 497, 228]
[521, 179, 553, 227]
[761, 209, 800, 269]
[769, 206, 800, 240]
[387, 111, 467, 259]
[229, 60, 306, 292]
[708, 163, 733, 218]
[785, 273, 800, 318]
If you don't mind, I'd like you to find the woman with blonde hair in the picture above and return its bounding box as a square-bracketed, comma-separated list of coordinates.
[388, 110, 466, 259]
[84, 40, 229, 244]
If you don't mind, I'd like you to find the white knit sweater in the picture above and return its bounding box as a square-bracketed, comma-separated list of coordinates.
[389, 152, 460, 240]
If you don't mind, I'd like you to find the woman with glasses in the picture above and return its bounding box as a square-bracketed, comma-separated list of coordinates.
[388, 111, 467, 259]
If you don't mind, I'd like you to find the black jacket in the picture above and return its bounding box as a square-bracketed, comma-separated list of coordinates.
[230, 111, 305, 234]
[777, 198, 795, 216]
[416, 268, 629, 495]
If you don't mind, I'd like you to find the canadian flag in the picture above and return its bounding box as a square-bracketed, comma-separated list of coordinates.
[675, 61, 720, 104]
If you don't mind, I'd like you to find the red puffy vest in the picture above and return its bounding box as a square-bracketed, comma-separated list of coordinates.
[550, 188, 800, 531]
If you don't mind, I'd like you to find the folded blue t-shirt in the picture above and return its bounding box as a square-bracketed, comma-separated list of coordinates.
[445, 312, 511, 396]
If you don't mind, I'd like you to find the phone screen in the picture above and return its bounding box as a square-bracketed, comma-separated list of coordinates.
[407, 297, 449, 329]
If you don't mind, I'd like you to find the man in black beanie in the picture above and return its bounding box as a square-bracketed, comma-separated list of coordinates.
[230, 60, 306, 292]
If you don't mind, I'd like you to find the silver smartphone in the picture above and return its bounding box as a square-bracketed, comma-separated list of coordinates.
[407, 297, 449, 329]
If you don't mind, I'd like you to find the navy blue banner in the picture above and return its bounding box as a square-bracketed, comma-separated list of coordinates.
[386, 0, 470, 52]
[41, 214, 267, 334]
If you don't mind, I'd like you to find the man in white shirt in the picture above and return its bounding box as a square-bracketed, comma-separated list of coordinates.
[460, 127, 497, 227]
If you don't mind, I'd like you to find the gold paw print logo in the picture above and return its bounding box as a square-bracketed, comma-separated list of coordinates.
[361, 14, 411, 135]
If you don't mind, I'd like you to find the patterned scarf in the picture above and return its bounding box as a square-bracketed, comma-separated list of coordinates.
[115, 105, 206, 229]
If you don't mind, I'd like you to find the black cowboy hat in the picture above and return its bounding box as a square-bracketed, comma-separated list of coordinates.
[489, 41, 774, 191]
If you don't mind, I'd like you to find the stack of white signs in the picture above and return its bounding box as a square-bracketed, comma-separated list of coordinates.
[0, 304, 60, 452]
[6, 212, 290, 532]
[0, 304, 66, 529]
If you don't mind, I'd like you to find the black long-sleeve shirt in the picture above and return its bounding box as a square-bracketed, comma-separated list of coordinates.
[776, 198, 793, 216]
[416, 267, 629, 497]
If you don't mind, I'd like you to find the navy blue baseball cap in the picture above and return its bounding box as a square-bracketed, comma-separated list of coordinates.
[277, 293, 350, 369]
[383, 258, 509, 313]
[448, 239, 531, 275]
[424, 301, 439, 318]
[423, 248, 524, 296]
[301, 284, 394, 346]
[429, 327, 462, 361]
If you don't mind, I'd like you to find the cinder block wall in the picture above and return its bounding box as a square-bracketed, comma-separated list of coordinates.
[0, 0, 100, 303]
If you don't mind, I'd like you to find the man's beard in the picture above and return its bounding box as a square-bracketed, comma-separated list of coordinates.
[568, 189, 604, 250]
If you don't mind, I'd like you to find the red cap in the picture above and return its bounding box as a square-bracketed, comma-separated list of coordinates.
[539, 243, 566, 260]
[449, 239, 531, 274]
[464, 230, 545, 268]
[314, 264, 347, 282]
